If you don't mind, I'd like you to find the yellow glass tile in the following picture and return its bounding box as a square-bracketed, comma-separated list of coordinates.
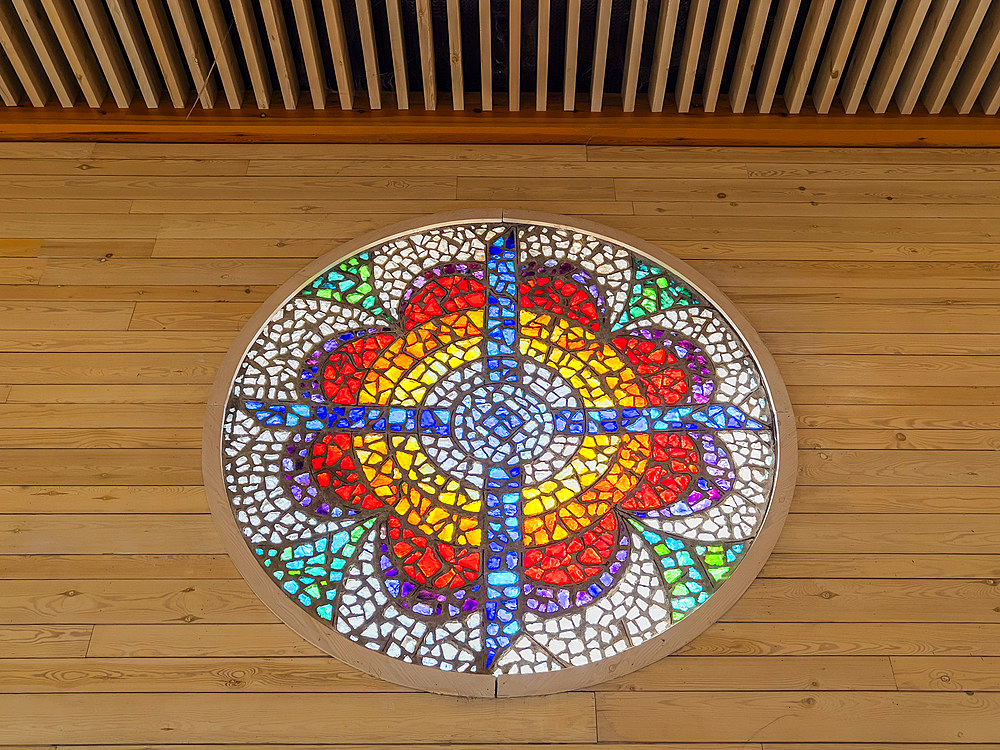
[426, 506, 449, 525]
[522, 498, 543, 516]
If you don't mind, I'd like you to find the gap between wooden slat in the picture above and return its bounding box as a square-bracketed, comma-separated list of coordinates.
[922, 0, 992, 114]
[841, 0, 897, 114]
[647, 0, 678, 112]
[385, 0, 408, 109]
[228, 0, 269, 110]
[783, 0, 836, 114]
[894, 0, 960, 114]
[675, 0, 710, 113]
[12, 0, 78, 107]
[195, 0, 243, 108]
[756, 0, 801, 113]
[73, 0, 136, 108]
[289, 0, 329, 109]
[534, 0, 550, 111]
[702, 0, 739, 113]
[982, 53, 1000, 114]
[729, 0, 772, 113]
[0, 42, 22, 104]
[951, 1, 1000, 113]
[258, 0, 298, 110]
[135, 0, 188, 108]
[812, 0, 868, 114]
[105, 0, 161, 108]
[508, 0, 521, 111]
[867, 0, 932, 114]
[164, 0, 217, 109]
[353, 0, 381, 110]
[0, 1, 50, 106]
[40, 0, 106, 108]
[477, 0, 491, 110]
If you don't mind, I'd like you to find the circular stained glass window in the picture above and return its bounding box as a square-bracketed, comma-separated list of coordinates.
[205, 212, 796, 697]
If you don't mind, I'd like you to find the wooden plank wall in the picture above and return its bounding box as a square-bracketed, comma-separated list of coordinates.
[0, 142, 998, 748]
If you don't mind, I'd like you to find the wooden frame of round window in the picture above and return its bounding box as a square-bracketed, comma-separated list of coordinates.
[204, 210, 797, 697]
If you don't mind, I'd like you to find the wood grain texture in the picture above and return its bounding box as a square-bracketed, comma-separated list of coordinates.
[0, 143, 997, 743]
[890, 656, 1000, 690]
[86, 623, 325, 656]
[0, 553, 236, 578]
[597, 691, 1000, 743]
[0, 655, 895, 693]
[2, 106, 1000, 146]
[0, 484, 208, 513]
[0, 693, 597, 744]
[0, 624, 93, 656]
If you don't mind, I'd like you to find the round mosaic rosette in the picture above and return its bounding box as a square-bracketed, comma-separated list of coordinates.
[208, 214, 794, 696]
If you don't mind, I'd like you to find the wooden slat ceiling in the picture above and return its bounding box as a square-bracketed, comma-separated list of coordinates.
[0, 0, 997, 117]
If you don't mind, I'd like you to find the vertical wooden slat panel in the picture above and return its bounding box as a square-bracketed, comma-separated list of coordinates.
[702, 0, 740, 113]
[508, 0, 520, 110]
[74, 0, 136, 108]
[812, 0, 867, 114]
[289, 0, 330, 109]
[0, 0, 50, 106]
[981, 55, 1000, 114]
[894, 0, 960, 114]
[229, 0, 270, 109]
[729, 0, 771, 113]
[756, 0, 800, 113]
[675, 0, 709, 112]
[195, 0, 244, 108]
[354, 0, 383, 110]
[783, 0, 836, 113]
[589, 0, 612, 112]
[11, 0, 77, 107]
[620, 0, 647, 113]
[385, 0, 409, 109]
[0, 43, 21, 104]
[164, 0, 217, 108]
[951, 2, 1000, 113]
[106, 0, 161, 108]
[563, 0, 580, 110]
[415, 0, 436, 110]
[535, 0, 550, 110]
[840, 0, 897, 113]
[478, 0, 491, 110]
[0, 0, 983, 119]
[136, 0, 188, 108]
[867, 0, 932, 113]
[922, 0, 992, 114]
[39, 0, 105, 108]
[446, 0, 463, 109]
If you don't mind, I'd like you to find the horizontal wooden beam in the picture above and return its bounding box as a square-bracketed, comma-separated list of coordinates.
[0, 101, 997, 146]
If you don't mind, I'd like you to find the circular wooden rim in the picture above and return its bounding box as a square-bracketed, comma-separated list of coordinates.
[203, 209, 797, 698]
